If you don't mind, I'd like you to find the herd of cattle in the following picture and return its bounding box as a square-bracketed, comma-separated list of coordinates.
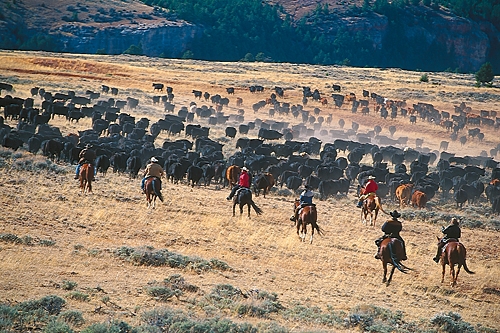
[1, 80, 500, 215]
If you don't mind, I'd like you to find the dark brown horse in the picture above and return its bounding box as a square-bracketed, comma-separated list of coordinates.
[232, 188, 262, 218]
[144, 177, 164, 209]
[79, 163, 93, 194]
[361, 194, 388, 226]
[437, 238, 474, 286]
[294, 199, 323, 244]
[378, 237, 409, 286]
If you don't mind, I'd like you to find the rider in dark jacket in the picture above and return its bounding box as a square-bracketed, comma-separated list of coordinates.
[433, 217, 461, 263]
[75, 144, 96, 180]
[374, 210, 407, 260]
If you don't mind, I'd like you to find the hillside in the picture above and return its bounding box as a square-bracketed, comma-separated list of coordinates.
[0, 51, 500, 332]
[1, 0, 499, 72]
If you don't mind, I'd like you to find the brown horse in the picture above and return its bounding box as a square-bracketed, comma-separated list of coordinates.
[225, 165, 241, 188]
[361, 194, 388, 226]
[378, 237, 409, 286]
[232, 188, 262, 218]
[438, 238, 474, 286]
[79, 163, 93, 194]
[294, 199, 323, 244]
[144, 177, 164, 209]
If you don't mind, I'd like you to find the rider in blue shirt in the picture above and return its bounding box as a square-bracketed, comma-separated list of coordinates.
[290, 185, 314, 222]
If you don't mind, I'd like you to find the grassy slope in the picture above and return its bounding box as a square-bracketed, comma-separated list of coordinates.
[0, 51, 499, 331]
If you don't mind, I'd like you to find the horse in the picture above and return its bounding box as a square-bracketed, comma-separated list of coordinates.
[253, 173, 275, 198]
[79, 163, 93, 194]
[144, 177, 164, 209]
[232, 188, 262, 218]
[294, 199, 323, 244]
[378, 237, 409, 286]
[437, 238, 474, 286]
[361, 194, 388, 226]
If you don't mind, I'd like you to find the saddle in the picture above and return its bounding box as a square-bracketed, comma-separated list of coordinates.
[442, 238, 459, 252]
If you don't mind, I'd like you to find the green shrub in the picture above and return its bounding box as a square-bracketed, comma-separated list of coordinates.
[430, 312, 475, 333]
[58, 310, 85, 326]
[61, 280, 78, 291]
[66, 291, 89, 302]
[420, 73, 429, 82]
[42, 319, 75, 333]
[39, 239, 56, 246]
[114, 246, 230, 272]
[19, 295, 66, 316]
[146, 286, 181, 301]
[123, 43, 143, 55]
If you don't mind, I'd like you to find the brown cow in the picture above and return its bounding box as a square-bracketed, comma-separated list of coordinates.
[236, 97, 243, 106]
[411, 190, 427, 209]
[320, 97, 328, 105]
[225, 165, 241, 188]
[395, 184, 413, 208]
[253, 173, 275, 198]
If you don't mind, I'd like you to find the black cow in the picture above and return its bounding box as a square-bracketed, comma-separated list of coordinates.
[225, 126, 237, 138]
[95, 155, 111, 176]
[111, 152, 128, 173]
[187, 165, 203, 187]
[258, 128, 283, 141]
[126, 156, 142, 178]
[2, 132, 23, 151]
[42, 139, 64, 161]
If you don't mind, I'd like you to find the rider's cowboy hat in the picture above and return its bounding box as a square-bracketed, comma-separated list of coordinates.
[241, 166, 249, 171]
[390, 210, 401, 219]
[150, 157, 158, 163]
[367, 175, 376, 180]
[85, 144, 92, 148]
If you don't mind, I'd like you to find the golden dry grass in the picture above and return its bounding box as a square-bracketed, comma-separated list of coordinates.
[0, 50, 500, 331]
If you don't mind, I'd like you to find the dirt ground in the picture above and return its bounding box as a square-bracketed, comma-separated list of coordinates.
[0, 51, 499, 331]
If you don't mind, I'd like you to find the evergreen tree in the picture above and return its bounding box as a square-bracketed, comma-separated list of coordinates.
[475, 62, 494, 86]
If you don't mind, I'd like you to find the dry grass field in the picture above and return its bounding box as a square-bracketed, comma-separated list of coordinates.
[0, 50, 500, 332]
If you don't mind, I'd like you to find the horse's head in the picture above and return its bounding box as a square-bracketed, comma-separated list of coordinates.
[294, 199, 300, 208]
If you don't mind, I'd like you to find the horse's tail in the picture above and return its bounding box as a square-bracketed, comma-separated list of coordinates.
[152, 178, 164, 202]
[313, 222, 324, 236]
[375, 196, 389, 215]
[462, 259, 475, 274]
[388, 241, 406, 273]
[251, 201, 263, 215]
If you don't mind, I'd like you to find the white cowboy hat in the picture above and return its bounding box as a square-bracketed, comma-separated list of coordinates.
[150, 157, 158, 163]
[367, 175, 376, 179]
[241, 166, 249, 171]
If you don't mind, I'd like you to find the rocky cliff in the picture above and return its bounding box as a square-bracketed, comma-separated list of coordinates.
[304, 5, 498, 72]
[54, 21, 202, 58]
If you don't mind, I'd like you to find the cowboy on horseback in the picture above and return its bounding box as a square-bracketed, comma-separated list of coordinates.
[375, 210, 407, 260]
[227, 166, 250, 200]
[357, 175, 378, 208]
[433, 217, 461, 263]
[141, 157, 164, 194]
[290, 185, 314, 222]
[75, 144, 96, 180]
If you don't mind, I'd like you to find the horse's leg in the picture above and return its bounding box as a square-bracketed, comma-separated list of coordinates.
[373, 209, 378, 227]
[247, 203, 250, 218]
[387, 265, 396, 286]
[382, 262, 388, 283]
[450, 263, 456, 287]
[309, 223, 314, 244]
[441, 263, 446, 283]
[232, 201, 236, 217]
[454, 264, 462, 287]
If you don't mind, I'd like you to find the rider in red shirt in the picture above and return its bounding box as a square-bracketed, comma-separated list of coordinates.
[227, 167, 251, 200]
[357, 175, 378, 208]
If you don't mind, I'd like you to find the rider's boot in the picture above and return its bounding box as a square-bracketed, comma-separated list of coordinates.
[374, 246, 381, 259]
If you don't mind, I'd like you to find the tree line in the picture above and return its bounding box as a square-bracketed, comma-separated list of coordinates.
[142, 0, 499, 74]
